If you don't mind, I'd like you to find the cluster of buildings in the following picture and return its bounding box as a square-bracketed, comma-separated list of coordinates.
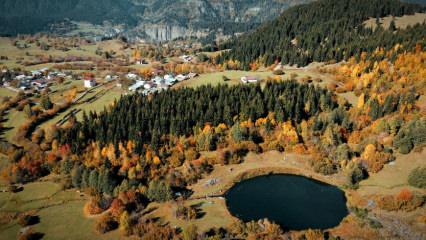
[2, 68, 70, 92]
[179, 55, 193, 63]
[127, 72, 198, 94]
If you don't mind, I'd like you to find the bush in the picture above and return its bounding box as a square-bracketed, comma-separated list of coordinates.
[273, 69, 284, 75]
[376, 189, 425, 212]
[146, 180, 173, 202]
[18, 214, 39, 227]
[394, 118, 426, 154]
[96, 213, 118, 234]
[350, 206, 368, 219]
[346, 164, 367, 189]
[408, 167, 426, 189]
[18, 230, 44, 240]
[312, 160, 337, 175]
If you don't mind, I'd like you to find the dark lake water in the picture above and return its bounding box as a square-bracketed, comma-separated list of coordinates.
[225, 174, 348, 230]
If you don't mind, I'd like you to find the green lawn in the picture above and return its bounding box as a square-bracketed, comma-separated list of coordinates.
[0, 88, 17, 98]
[40, 86, 122, 130]
[0, 154, 7, 169]
[3, 109, 26, 144]
[0, 180, 121, 240]
[174, 70, 276, 89]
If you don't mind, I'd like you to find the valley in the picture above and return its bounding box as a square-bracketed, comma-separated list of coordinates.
[0, 0, 425, 239]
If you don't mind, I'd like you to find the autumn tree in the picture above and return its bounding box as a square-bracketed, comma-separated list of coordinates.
[146, 180, 173, 202]
[119, 211, 130, 235]
[40, 95, 53, 110]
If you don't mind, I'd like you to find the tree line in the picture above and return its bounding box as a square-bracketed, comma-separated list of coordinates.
[215, 0, 425, 69]
[58, 81, 337, 154]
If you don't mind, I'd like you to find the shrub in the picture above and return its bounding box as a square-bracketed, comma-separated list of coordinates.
[146, 180, 173, 202]
[376, 189, 425, 212]
[408, 167, 426, 189]
[346, 164, 367, 189]
[18, 214, 39, 227]
[312, 159, 337, 175]
[18, 229, 44, 240]
[273, 69, 284, 75]
[96, 213, 118, 234]
[182, 224, 198, 240]
[394, 118, 426, 154]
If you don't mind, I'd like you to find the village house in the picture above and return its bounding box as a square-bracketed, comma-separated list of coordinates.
[151, 68, 165, 76]
[180, 55, 193, 62]
[176, 74, 188, 82]
[126, 73, 139, 80]
[144, 81, 156, 90]
[188, 72, 199, 79]
[31, 79, 47, 90]
[164, 74, 176, 85]
[128, 80, 145, 92]
[241, 76, 259, 84]
[84, 78, 96, 88]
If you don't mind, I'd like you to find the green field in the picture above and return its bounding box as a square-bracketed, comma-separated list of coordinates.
[174, 70, 276, 89]
[0, 180, 121, 240]
[0, 37, 127, 70]
[0, 88, 17, 98]
[0, 154, 8, 177]
[3, 109, 26, 144]
[40, 85, 122, 130]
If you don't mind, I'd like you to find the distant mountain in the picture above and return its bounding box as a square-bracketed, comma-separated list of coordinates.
[0, 0, 313, 41]
[217, 0, 426, 68]
[402, 0, 426, 5]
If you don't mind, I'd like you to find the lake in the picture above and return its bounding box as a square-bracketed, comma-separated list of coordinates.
[225, 174, 348, 230]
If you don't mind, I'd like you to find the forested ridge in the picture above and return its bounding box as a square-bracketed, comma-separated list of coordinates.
[0, 0, 310, 36]
[58, 81, 337, 154]
[0, 0, 142, 35]
[216, 0, 426, 68]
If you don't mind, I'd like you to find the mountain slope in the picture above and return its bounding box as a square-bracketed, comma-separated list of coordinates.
[217, 0, 426, 68]
[0, 0, 312, 40]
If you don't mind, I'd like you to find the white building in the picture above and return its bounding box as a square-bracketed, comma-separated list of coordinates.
[128, 80, 145, 92]
[164, 75, 176, 85]
[144, 81, 155, 90]
[126, 73, 138, 80]
[152, 76, 163, 84]
[176, 74, 188, 82]
[188, 72, 198, 79]
[180, 55, 193, 62]
[241, 76, 259, 84]
[84, 79, 96, 88]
